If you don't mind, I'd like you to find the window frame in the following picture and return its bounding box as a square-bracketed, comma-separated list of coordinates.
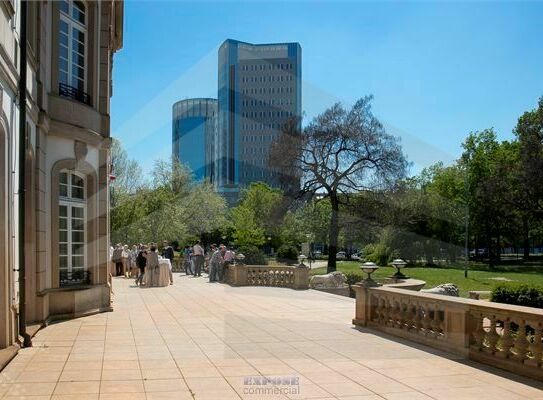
[58, 170, 87, 279]
[58, 0, 88, 93]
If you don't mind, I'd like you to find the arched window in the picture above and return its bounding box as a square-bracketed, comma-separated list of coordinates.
[58, 170, 87, 285]
[58, 0, 87, 101]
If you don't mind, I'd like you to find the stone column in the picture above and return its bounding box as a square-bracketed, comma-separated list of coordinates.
[230, 264, 247, 286]
[352, 284, 371, 326]
[293, 266, 309, 290]
[97, 139, 111, 286]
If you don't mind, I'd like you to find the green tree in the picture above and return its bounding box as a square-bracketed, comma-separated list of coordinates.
[230, 182, 283, 247]
[513, 97, 543, 259]
[462, 130, 517, 265]
[270, 96, 408, 273]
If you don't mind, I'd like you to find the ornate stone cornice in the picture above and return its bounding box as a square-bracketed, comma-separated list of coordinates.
[48, 119, 105, 147]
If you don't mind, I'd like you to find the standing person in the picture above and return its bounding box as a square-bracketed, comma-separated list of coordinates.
[122, 245, 130, 277]
[162, 240, 174, 285]
[135, 246, 147, 286]
[222, 246, 235, 281]
[145, 244, 160, 286]
[208, 245, 220, 282]
[112, 244, 124, 276]
[192, 240, 204, 277]
[129, 245, 138, 278]
[183, 246, 193, 275]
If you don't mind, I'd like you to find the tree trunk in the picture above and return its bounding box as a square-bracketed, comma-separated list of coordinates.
[327, 197, 340, 273]
[496, 231, 501, 262]
[424, 241, 434, 266]
[486, 222, 494, 269]
[522, 216, 530, 260]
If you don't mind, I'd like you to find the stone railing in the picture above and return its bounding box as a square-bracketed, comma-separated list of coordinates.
[225, 264, 309, 290]
[353, 284, 543, 381]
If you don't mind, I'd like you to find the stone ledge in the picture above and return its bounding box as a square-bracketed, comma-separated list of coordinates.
[312, 286, 350, 297]
[0, 345, 19, 372]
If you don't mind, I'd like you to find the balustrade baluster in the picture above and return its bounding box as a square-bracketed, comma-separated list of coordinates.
[498, 318, 514, 358]
[394, 300, 402, 328]
[423, 304, 433, 335]
[471, 312, 486, 350]
[431, 304, 441, 336]
[384, 298, 392, 327]
[529, 323, 542, 366]
[513, 319, 530, 362]
[486, 315, 500, 353]
[375, 297, 383, 323]
[406, 302, 416, 331]
[400, 301, 408, 329]
[414, 302, 423, 333]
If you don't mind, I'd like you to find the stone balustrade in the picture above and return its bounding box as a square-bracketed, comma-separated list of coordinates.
[353, 284, 543, 380]
[225, 264, 309, 290]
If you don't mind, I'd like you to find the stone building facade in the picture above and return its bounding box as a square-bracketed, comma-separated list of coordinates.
[0, 0, 123, 351]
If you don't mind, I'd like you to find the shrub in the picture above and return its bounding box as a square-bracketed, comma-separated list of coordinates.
[238, 245, 267, 265]
[490, 282, 543, 308]
[345, 272, 364, 298]
[364, 243, 392, 266]
[277, 244, 299, 264]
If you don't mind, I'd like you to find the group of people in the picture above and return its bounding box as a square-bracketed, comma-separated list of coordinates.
[111, 241, 175, 286]
[182, 241, 236, 282]
[110, 240, 236, 286]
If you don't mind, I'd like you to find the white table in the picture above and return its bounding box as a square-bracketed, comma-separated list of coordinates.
[143, 258, 171, 287]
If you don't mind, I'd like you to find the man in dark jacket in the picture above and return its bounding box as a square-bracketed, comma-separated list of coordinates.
[162, 241, 175, 284]
[135, 246, 147, 286]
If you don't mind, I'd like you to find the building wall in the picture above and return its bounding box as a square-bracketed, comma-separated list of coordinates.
[172, 98, 217, 182]
[0, 0, 123, 350]
[217, 39, 302, 200]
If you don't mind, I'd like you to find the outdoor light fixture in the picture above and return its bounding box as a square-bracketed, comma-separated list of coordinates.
[360, 262, 380, 287]
[390, 258, 408, 280]
[236, 253, 245, 265]
[298, 254, 307, 267]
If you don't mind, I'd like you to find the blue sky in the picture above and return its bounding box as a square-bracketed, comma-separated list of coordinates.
[111, 0, 543, 176]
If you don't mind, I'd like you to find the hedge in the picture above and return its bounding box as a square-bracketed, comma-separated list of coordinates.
[276, 244, 299, 264]
[238, 245, 268, 265]
[490, 282, 543, 308]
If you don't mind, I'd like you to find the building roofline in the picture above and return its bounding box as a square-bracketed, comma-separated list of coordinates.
[221, 38, 301, 48]
[172, 98, 218, 109]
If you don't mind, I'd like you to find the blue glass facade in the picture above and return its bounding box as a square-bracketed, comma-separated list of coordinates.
[172, 98, 217, 182]
[217, 39, 302, 198]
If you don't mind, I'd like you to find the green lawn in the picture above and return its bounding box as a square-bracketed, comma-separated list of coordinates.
[311, 261, 543, 298]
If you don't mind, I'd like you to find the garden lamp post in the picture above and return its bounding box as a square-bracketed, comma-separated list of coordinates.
[360, 262, 380, 287]
[390, 259, 408, 280]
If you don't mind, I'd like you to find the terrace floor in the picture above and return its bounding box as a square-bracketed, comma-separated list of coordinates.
[1, 275, 543, 400]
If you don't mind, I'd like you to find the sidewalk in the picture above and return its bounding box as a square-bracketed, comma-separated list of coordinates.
[1, 276, 542, 399]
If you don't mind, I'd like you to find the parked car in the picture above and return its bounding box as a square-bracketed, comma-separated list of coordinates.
[350, 253, 362, 261]
[336, 251, 346, 259]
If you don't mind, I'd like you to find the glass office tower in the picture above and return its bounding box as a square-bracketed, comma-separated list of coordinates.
[172, 98, 218, 181]
[217, 39, 302, 200]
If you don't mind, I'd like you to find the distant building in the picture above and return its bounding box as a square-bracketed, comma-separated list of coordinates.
[172, 98, 218, 182]
[217, 39, 302, 201]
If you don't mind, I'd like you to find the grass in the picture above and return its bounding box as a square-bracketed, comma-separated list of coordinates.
[310, 261, 543, 298]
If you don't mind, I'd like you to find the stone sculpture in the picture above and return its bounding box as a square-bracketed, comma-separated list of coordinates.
[421, 283, 459, 297]
[310, 271, 347, 289]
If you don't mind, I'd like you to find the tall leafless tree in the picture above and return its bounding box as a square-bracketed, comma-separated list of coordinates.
[270, 96, 408, 272]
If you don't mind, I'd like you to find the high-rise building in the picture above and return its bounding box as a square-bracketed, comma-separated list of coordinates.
[172, 98, 218, 181]
[217, 39, 302, 200]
